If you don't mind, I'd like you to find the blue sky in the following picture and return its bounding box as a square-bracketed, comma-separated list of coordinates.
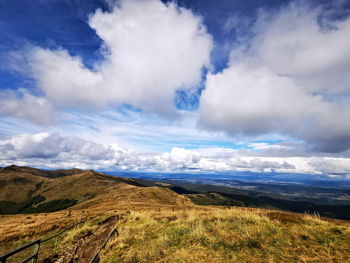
[1, 0, 350, 177]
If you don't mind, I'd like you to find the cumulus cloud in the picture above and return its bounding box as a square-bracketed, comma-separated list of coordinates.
[2, 132, 350, 175]
[0, 133, 115, 160]
[199, 1, 350, 153]
[27, 0, 212, 116]
[308, 158, 350, 176]
[155, 147, 200, 168]
[0, 89, 56, 125]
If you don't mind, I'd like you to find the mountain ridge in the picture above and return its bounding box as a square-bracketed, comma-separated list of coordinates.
[0, 165, 194, 215]
[1, 165, 350, 220]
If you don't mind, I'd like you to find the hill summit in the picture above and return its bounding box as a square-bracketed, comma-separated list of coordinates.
[0, 165, 192, 215]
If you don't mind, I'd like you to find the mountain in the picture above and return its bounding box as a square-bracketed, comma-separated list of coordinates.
[109, 172, 350, 220]
[0, 165, 192, 215]
[170, 183, 350, 220]
[2, 165, 350, 220]
[0, 165, 84, 203]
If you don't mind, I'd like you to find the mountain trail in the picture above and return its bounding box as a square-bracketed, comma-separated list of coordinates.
[50, 212, 129, 263]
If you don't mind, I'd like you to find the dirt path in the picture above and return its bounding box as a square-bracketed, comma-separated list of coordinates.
[54, 213, 128, 263]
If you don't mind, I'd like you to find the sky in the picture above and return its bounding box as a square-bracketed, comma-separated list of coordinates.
[1, 0, 350, 178]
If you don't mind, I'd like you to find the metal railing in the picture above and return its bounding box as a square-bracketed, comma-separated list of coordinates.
[89, 228, 119, 263]
[0, 220, 85, 263]
[0, 239, 40, 263]
[89, 211, 130, 263]
[0, 211, 130, 263]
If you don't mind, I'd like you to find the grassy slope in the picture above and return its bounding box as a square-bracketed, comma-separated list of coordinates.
[0, 165, 85, 202]
[181, 187, 350, 220]
[2, 206, 350, 263]
[100, 207, 350, 263]
[1, 166, 350, 262]
[0, 169, 48, 202]
[0, 167, 152, 214]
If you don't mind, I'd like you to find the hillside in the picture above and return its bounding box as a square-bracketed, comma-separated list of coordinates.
[1, 206, 350, 262]
[99, 208, 350, 263]
[2, 165, 350, 219]
[0, 165, 84, 202]
[128, 174, 350, 220]
[0, 165, 192, 215]
[0, 165, 350, 262]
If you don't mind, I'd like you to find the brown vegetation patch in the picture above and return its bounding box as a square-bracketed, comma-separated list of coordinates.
[265, 211, 304, 223]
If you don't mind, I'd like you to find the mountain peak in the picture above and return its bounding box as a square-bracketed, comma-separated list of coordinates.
[1, 165, 43, 175]
[2, 164, 20, 171]
[78, 169, 101, 177]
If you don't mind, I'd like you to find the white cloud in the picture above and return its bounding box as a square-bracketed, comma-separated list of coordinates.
[0, 89, 56, 125]
[199, 1, 350, 153]
[156, 147, 200, 168]
[308, 157, 350, 175]
[2, 0, 350, 172]
[2, 132, 350, 175]
[254, 1, 350, 93]
[248, 142, 292, 151]
[0, 133, 115, 160]
[27, 0, 212, 116]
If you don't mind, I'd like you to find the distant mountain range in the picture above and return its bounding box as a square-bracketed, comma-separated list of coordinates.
[1, 165, 350, 219]
[105, 170, 350, 220]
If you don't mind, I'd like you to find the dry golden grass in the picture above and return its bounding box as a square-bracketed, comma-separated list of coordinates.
[0, 210, 90, 245]
[1, 170, 350, 263]
[0, 209, 121, 263]
[0, 168, 139, 205]
[34, 171, 126, 202]
[1, 205, 350, 263]
[0, 171, 48, 202]
[99, 207, 350, 263]
[0, 185, 194, 261]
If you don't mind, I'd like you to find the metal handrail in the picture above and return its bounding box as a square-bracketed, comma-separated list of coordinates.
[0, 240, 39, 259]
[89, 228, 118, 263]
[0, 211, 130, 263]
[0, 239, 40, 263]
[89, 211, 130, 263]
[0, 220, 85, 263]
[20, 252, 39, 263]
